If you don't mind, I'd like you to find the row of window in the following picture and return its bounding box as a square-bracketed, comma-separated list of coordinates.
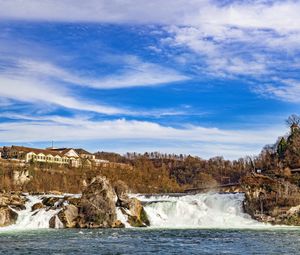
[27, 154, 78, 163]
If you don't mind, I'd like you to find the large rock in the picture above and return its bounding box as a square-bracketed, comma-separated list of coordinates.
[57, 205, 79, 228]
[113, 180, 149, 227]
[0, 207, 18, 227]
[126, 198, 150, 227]
[77, 176, 117, 228]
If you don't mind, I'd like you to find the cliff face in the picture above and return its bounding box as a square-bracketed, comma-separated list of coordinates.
[242, 174, 300, 225]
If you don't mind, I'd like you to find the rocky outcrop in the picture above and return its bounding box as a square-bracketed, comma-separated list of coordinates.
[0, 193, 26, 211]
[0, 176, 149, 229]
[0, 192, 26, 227]
[114, 180, 149, 227]
[0, 207, 18, 227]
[76, 177, 149, 228]
[126, 198, 150, 227]
[77, 176, 118, 228]
[57, 205, 79, 228]
[13, 169, 31, 186]
[242, 174, 300, 225]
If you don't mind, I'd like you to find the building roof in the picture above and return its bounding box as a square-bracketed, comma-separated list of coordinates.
[11, 146, 65, 157]
[74, 148, 92, 155]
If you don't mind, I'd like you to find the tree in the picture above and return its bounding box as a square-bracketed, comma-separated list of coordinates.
[286, 114, 300, 127]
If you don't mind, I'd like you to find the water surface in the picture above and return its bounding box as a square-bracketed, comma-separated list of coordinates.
[0, 228, 299, 255]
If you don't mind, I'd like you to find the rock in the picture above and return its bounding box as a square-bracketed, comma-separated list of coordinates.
[64, 197, 80, 207]
[242, 174, 300, 225]
[0, 193, 26, 211]
[57, 205, 78, 228]
[0, 207, 18, 227]
[112, 220, 125, 228]
[126, 198, 150, 227]
[113, 180, 149, 227]
[49, 215, 64, 229]
[13, 169, 31, 186]
[32, 202, 44, 211]
[78, 176, 117, 228]
[42, 197, 63, 209]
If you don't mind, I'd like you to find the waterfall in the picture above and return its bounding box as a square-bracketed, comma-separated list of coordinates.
[3, 195, 65, 231]
[1, 193, 267, 230]
[136, 193, 265, 228]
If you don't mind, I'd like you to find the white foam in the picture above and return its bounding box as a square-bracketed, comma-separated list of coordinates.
[137, 193, 267, 229]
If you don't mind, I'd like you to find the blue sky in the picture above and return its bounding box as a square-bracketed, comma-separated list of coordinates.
[0, 0, 300, 159]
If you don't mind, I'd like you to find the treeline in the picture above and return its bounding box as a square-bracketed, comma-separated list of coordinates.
[95, 152, 254, 189]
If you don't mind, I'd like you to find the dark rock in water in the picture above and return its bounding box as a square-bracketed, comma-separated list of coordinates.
[64, 197, 80, 207]
[42, 197, 61, 208]
[32, 202, 44, 211]
[242, 174, 300, 225]
[0, 207, 18, 227]
[49, 215, 63, 229]
[112, 220, 125, 228]
[77, 176, 117, 228]
[42, 197, 65, 209]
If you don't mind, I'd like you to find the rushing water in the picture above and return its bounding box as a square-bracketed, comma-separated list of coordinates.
[1, 193, 300, 254]
[138, 193, 264, 229]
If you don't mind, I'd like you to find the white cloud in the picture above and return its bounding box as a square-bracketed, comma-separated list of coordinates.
[0, 56, 191, 115]
[0, 75, 129, 115]
[0, 114, 286, 159]
[1, 0, 300, 90]
[0, 0, 300, 33]
[256, 79, 300, 103]
[14, 57, 189, 89]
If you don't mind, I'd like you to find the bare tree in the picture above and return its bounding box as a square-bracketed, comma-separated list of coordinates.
[286, 114, 300, 126]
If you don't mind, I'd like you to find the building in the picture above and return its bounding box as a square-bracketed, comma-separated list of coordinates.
[7, 146, 81, 167]
[74, 148, 96, 160]
[291, 123, 300, 133]
[5, 145, 110, 168]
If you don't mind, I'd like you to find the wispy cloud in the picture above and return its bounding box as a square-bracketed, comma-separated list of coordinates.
[15, 57, 189, 90]
[0, 74, 129, 115]
[0, 114, 286, 159]
[255, 79, 300, 103]
[0, 55, 190, 115]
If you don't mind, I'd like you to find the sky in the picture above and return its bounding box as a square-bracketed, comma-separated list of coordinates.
[0, 0, 300, 159]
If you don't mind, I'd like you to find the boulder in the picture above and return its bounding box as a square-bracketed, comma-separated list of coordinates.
[126, 198, 150, 227]
[78, 176, 117, 228]
[49, 215, 64, 229]
[0, 207, 18, 227]
[112, 220, 125, 228]
[113, 180, 149, 227]
[31, 202, 44, 211]
[0, 193, 26, 211]
[57, 205, 78, 228]
[42, 197, 63, 209]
